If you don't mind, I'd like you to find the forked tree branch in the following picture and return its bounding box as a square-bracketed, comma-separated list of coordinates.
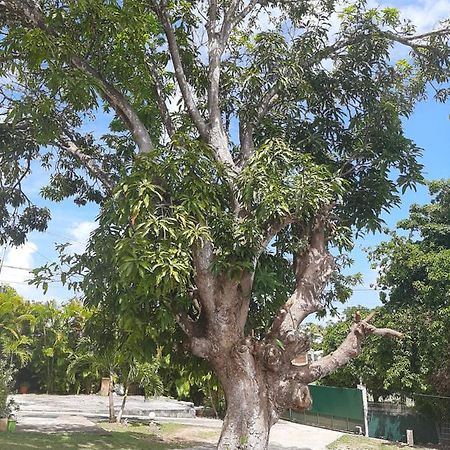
[229, 0, 259, 31]
[270, 216, 335, 338]
[174, 311, 212, 359]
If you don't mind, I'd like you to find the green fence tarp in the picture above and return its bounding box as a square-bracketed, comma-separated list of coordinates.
[308, 385, 364, 421]
[368, 407, 439, 444]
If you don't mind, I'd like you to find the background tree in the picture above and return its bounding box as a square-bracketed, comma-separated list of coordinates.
[0, 289, 96, 394]
[320, 183, 450, 419]
[29, 300, 90, 394]
[68, 308, 164, 423]
[1, 1, 449, 448]
[319, 305, 450, 401]
[370, 180, 450, 398]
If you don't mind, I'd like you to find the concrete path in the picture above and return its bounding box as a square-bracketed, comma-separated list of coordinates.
[12, 393, 195, 419]
[12, 394, 342, 450]
[16, 415, 101, 433]
[155, 417, 342, 450]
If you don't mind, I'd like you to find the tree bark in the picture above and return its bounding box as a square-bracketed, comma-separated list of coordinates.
[116, 384, 129, 423]
[213, 348, 273, 450]
[210, 334, 312, 450]
[108, 372, 116, 423]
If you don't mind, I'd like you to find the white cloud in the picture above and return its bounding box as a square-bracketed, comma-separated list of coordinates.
[0, 242, 50, 300]
[67, 221, 97, 254]
[395, 0, 450, 31]
[0, 240, 79, 302]
[0, 242, 36, 285]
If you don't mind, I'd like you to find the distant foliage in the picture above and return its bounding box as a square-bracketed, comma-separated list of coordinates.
[320, 181, 450, 398]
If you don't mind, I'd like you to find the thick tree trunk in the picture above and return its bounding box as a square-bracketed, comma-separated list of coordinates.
[213, 344, 275, 450]
[210, 337, 278, 450]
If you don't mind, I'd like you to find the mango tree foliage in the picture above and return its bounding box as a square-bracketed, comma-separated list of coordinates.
[1, 0, 449, 448]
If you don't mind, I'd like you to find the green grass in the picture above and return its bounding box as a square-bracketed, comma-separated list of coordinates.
[99, 421, 219, 443]
[328, 434, 436, 450]
[0, 431, 184, 449]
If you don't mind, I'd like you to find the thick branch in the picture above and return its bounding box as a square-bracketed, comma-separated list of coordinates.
[259, 216, 294, 256]
[192, 240, 216, 317]
[151, 2, 209, 141]
[175, 312, 212, 359]
[228, 0, 259, 32]
[388, 27, 450, 44]
[2, 1, 154, 154]
[301, 314, 403, 383]
[70, 57, 154, 154]
[207, 27, 223, 142]
[0, 0, 45, 27]
[270, 222, 335, 337]
[316, 26, 450, 64]
[58, 138, 115, 193]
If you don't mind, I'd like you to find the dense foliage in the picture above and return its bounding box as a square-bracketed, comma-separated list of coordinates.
[320, 182, 450, 399]
[0, 287, 165, 397]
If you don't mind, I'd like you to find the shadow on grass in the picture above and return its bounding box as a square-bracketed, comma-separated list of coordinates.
[0, 431, 191, 449]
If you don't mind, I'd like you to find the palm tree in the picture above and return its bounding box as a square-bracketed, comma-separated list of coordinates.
[0, 287, 35, 368]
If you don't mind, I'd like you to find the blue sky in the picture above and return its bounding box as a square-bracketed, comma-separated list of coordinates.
[343, 96, 450, 312]
[0, 0, 449, 314]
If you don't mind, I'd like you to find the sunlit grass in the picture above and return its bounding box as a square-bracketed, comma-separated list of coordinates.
[0, 430, 185, 449]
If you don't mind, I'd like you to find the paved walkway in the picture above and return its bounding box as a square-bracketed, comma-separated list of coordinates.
[12, 394, 342, 450]
[12, 393, 195, 419]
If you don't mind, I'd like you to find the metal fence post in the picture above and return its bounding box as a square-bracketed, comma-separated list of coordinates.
[358, 383, 369, 437]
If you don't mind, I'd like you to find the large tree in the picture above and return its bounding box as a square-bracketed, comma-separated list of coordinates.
[1, 1, 449, 448]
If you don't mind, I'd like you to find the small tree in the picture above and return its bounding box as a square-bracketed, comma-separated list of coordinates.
[0, 287, 35, 369]
[0, 359, 18, 419]
[1, 1, 449, 448]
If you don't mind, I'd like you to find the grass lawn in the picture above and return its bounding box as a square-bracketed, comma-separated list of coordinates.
[0, 421, 219, 449]
[328, 434, 437, 450]
[0, 431, 182, 449]
[100, 421, 220, 443]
